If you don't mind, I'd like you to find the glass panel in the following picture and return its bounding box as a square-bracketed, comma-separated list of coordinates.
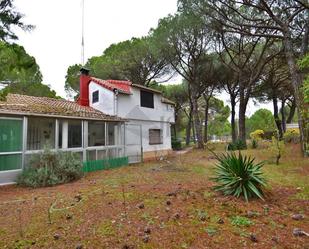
[0, 154, 22, 171]
[27, 117, 55, 150]
[0, 119, 22, 152]
[107, 122, 119, 145]
[88, 121, 105, 146]
[58, 120, 82, 148]
[87, 150, 96, 161]
[97, 149, 107, 160]
[107, 148, 118, 158]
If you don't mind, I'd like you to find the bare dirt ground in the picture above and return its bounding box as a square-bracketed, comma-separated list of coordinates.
[0, 144, 308, 249]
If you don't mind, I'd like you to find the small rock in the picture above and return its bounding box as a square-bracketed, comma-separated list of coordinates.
[74, 194, 82, 202]
[271, 236, 279, 243]
[76, 243, 83, 249]
[165, 207, 170, 212]
[250, 233, 258, 243]
[144, 227, 151, 234]
[246, 211, 257, 218]
[137, 203, 145, 209]
[167, 192, 177, 197]
[122, 244, 134, 249]
[172, 213, 180, 220]
[143, 235, 150, 243]
[293, 228, 309, 237]
[291, 214, 305, 220]
[53, 233, 60, 240]
[217, 218, 224, 224]
[166, 200, 171, 205]
[66, 214, 73, 220]
[199, 214, 207, 221]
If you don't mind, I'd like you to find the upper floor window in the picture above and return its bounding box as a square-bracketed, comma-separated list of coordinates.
[92, 90, 99, 103]
[140, 90, 154, 108]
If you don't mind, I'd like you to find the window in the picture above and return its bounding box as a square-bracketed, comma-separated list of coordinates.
[27, 117, 55, 150]
[58, 120, 82, 148]
[88, 121, 105, 146]
[92, 90, 99, 103]
[149, 129, 162, 145]
[140, 90, 154, 108]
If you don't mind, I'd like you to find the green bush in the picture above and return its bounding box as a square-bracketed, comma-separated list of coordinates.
[17, 148, 83, 187]
[172, 138, 182, 150]
[262, 130, 276, 140]
[250, 129, 264, 140]
[251, 139, 258, 149]
[227, 139, 246, 151]
[283, 128, 300, 143]
[212, 152, 267, 201]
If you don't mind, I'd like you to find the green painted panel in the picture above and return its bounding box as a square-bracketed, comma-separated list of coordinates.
[83, 156, 129, 173]
[0, 119, 23, 152]
[0, 154, 22, 171]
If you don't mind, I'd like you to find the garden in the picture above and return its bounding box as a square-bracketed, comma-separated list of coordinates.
[0, 141, 308, 249]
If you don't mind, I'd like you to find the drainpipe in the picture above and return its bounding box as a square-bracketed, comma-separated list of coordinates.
[114, 89, 119, 116]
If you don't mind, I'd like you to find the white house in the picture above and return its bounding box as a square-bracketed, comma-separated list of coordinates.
[0, 68, 175, 184]
[78, 68, 175, 162]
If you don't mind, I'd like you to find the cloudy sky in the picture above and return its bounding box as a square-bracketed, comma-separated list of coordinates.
[13, 0, 271, 116]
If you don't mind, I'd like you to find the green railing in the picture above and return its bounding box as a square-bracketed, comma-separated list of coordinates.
[82, 156, 129, 173]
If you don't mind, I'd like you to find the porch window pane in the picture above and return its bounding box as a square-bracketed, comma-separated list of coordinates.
[0, 119, 23, 152]
[27, 117, 55, 150]
[107, 122, 118, 145]
[0, 154, 22, 171]
[88, 121, 105, 146]
[58, 120, 82, 148]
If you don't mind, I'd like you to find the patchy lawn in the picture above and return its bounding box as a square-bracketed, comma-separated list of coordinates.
[0, 144, 308, 249]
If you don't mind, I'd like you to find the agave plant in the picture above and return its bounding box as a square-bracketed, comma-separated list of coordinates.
[212, 152, 267, 201]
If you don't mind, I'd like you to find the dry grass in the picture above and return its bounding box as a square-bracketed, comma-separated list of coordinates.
[0, 144, 308, 249]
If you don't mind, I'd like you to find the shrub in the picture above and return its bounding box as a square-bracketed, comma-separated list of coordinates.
[171, 138, 182, 150]
[212, 152, 267, 201]
[262, 130, 276, 140]
[17, 147, 83, 187]
[251, 139, 258, 149]
[227, 139, 246, 151]
[283, 128, 300, 143]
[250, 129, 264, 140]
[269, 135, 285, 165]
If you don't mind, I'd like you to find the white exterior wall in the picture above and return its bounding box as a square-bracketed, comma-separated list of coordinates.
[89, 81, 115, 115]
[127, 120, 172, 152]
[117, 87, 175, 123]
[88, 83, 175, 154]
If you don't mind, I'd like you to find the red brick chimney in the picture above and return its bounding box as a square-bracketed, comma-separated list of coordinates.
[78, 68, 91, 106]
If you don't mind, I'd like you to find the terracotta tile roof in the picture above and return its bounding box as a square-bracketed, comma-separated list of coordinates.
[91, 77, 175, 106]
[0, 94, 122, 121]
[161, 97, 176, 105]
[91, 77, 132, 94]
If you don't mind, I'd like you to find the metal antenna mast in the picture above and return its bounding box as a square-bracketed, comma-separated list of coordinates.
[81, 0, 85, 65]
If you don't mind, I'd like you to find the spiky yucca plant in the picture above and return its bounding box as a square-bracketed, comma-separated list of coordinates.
[212, 152, 267, 201]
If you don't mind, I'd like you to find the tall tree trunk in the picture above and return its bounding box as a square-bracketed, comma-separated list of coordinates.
[185, 107, 192, 146]
[230, 95, 237, 143]
[203, 95, 210, 143]
[281, 99, 286, 133]
[273, 95, 283, 139]
[283, 36, 308, 155]
[287, 98, 296, 124]
[238, 86, 247, 146]
[191, 94, 204, 149]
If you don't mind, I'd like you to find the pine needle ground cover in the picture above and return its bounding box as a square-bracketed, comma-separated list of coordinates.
[0, 144, 307, 249]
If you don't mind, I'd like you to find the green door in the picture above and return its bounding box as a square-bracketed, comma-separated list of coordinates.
[0, 118, 23, 171]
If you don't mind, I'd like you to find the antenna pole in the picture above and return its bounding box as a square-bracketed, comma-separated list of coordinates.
[81, 0, 85, 65]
